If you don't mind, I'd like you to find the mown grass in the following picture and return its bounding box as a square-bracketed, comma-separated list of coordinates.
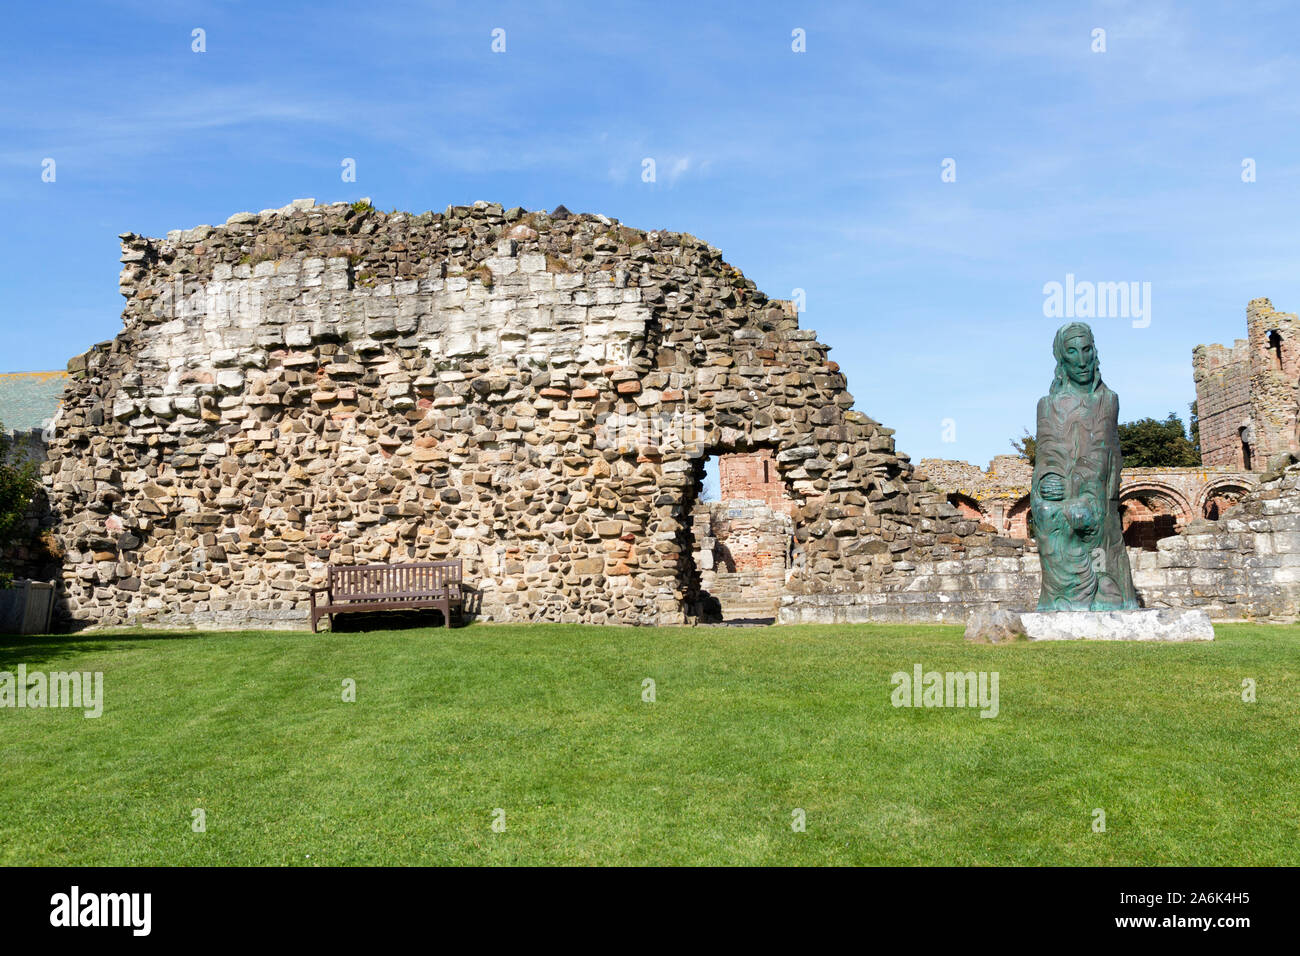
[1, 622, 1296, 865]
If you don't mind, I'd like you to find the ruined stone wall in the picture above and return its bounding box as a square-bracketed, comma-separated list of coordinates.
[921, 456, 1256, 551]
[781, 462, 1300, 624]
[1194, 339, 1250, 468]
[916, 455, 1031, 498]
[1119, 466, 1256, 531]
[692, 499, 792, 621]
[917, 455, 1031, 538]
[45, 198, 1004, 629]
[1130, 463, 1300, 621]
[697, 500, 792, 574]
[1245, 298, 1300, 465]
[718, 448, 794, 512]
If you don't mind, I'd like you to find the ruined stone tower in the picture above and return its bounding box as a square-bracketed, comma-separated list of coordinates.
[1194, 297, 1300, 471]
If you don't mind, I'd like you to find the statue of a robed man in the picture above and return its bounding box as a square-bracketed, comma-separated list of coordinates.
[1031, 322, 1138, 611]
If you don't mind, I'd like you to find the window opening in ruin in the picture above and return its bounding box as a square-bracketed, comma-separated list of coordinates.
[685, 449, 795, 626]
[1240, 431, 1252, 471]
[1203, 485, 1249, 521]
[946, 493, 982, 522]
[1005, 495, 1032, 540]
[1269, 329, 1284, 369]
[1120, 491, 1185, 550]
[700, 456, 720, 502]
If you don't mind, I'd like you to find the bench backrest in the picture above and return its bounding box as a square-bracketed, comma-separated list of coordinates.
[329, 561, 462, 601]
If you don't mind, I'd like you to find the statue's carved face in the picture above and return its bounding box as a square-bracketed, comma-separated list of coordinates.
[1062, 333, 1096, 387]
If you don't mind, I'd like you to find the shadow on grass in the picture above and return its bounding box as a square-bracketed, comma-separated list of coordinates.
[327, 608, 465, 633]
[0, 630, 205, 671]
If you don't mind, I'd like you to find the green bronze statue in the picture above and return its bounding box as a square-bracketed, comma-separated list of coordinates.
[1031, 322, 1139, 611]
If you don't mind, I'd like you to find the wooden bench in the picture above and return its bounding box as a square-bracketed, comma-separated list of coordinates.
[310, 560, 464, 632]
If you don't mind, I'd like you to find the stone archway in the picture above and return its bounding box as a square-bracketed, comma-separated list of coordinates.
[1005, 494, 1031, 539]
[685, 445, 797, 624]
[1120, 483, 1193, 550]
[946, 492, 981, 522]
[1200, 478, 1255, 520]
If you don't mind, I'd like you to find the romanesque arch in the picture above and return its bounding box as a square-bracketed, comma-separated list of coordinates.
[1120, 482, 1193, 550]
[1199, 478, 1256, 520]
[946, 493, 982, 522]
[1004, 494, 1031, 539]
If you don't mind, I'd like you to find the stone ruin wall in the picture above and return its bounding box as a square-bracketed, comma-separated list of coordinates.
[718, 447, 794, 513]
[1194, 338, 1250, 468]
[44, 198, 1012, 629]
[1195, 297, 1300, 471]
[917, 455, 1033, 539]
[1244, 299, 1300, 464]
[920, 456, 1257, 553]
[781, 461, 1300, 625]
[691, 500, 792, 622]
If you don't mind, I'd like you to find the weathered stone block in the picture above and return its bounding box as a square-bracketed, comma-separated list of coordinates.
[1020, 609, 1214, 642]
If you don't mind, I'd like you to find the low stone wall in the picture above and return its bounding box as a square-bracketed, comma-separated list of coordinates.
[780, 552, 1039, 624]
[920, 456, 1257, 547]
[1131, 465, 1300, 621]
[781, 463, 1300, 624]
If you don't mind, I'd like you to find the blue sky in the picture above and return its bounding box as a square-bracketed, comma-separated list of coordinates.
[4, 0, 1300, 469]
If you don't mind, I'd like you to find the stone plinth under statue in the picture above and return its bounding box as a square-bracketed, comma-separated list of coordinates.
[1021, 608, 1214, 641]
[964, 607, 1215, 642]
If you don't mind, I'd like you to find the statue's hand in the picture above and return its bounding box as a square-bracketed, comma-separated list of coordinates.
[1039, 473, 1065, 501]
[1066, 500, 1097, 534]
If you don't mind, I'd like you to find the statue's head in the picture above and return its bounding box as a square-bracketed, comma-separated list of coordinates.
[1050, 321, 1101, 394]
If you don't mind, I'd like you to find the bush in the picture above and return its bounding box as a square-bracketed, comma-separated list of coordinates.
[0, 421, 40, 574]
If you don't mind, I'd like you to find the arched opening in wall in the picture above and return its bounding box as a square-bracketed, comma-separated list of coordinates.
[1202, 482, 1252, 520]
[1240, 427, 1253, 471]
[1269, 329, 1284, 370]
[684, 447, 796, 625]
[946, 493, 982, 522]
[1120, 488, 1190, 550]
[1005, 495, 1032, 540]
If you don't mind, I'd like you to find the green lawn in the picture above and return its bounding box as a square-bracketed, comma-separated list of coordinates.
[1, 621, 1296, 865]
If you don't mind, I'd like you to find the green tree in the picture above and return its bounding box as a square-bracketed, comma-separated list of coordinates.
[0, 421, 40, 574]
[1188, 400, 1200, 459]
[1011, 429, 1036, 465]
[1117, 412, 1200, 467]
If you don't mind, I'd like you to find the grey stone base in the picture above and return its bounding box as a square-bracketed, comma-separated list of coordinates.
[1020, 608, 1214, 642]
